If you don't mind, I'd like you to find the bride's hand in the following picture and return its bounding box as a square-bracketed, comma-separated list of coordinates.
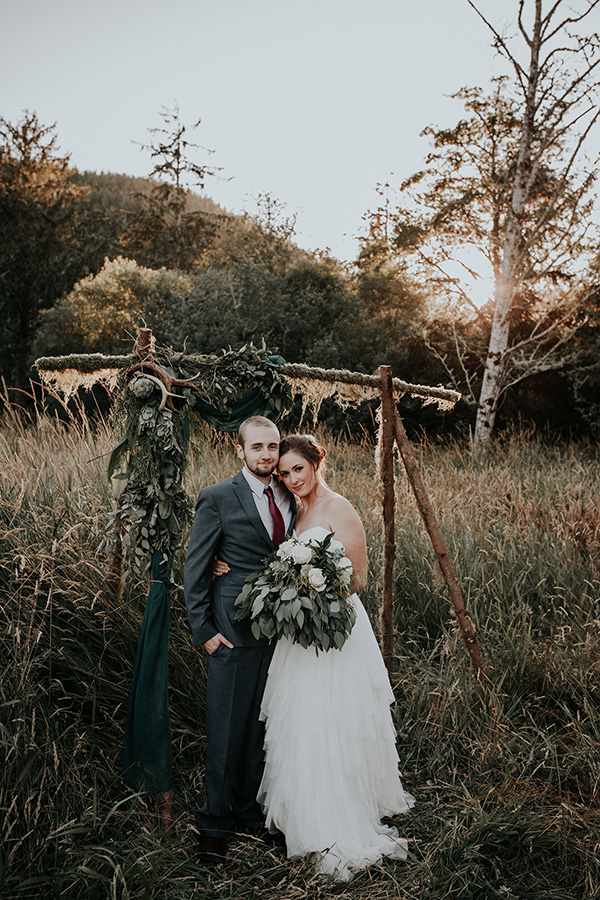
[213, 558, 230, 577]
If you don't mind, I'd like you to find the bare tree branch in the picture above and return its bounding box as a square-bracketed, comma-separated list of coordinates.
[543, 0, 600, 43]
[415, 247, 486, 318]
[524, 106, 600, 248]
[505, 285, 593, 357]
[518, 0, 533, 47]
[467, 0, 528, 89]
[536, 57, 600, 134]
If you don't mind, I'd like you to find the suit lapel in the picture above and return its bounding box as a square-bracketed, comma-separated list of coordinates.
[231, 471, 273, 547]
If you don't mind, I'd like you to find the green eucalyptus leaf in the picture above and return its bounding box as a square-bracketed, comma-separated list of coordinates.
[251, 598, 265, 617]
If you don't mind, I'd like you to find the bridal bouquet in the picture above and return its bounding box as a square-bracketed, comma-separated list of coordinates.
[234, 532, 356, 653]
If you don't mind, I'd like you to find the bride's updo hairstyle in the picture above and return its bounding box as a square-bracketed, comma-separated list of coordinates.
[278, 434, 327, 481]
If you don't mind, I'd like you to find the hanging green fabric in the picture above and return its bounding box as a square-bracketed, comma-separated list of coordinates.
[192, 385, 276, 432]
[123, 552, 173, 795]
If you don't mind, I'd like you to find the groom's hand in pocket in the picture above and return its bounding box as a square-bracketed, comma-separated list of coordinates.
[204, 633, 234, 655]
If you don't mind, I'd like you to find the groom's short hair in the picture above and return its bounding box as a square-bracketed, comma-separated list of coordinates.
[238, 416, 279, 449]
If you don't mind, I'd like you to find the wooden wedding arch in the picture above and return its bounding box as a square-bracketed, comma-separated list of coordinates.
[36, 329, 483, 673]
[36, 329, 484, 830]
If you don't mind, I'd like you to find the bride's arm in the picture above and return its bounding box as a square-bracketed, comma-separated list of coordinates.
[327, 496, 368, 592]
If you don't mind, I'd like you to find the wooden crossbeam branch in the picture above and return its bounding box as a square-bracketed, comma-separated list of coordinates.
[280, 362, 460, 407]
[36, 353, 133, 370]
[35, 353, 461, 408]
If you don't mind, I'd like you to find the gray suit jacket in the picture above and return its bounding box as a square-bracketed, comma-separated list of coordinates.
[184, 471, 296, 647]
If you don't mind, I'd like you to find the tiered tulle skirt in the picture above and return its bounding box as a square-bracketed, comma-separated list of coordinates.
[258, 593, 415, 881]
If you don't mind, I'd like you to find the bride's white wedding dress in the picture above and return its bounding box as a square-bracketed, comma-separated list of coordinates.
[258, 526, 415, 881]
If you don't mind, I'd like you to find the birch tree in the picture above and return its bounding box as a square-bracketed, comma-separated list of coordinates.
[470, 0, 600, 453]
[362, 0, 600, 449]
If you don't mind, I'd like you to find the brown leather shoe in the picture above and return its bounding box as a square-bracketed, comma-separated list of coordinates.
[197, 833, 227, 863]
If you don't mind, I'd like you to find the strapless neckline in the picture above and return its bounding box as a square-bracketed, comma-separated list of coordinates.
[293, 525, 333, 541]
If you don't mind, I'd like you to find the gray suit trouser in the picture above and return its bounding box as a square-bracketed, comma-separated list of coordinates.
[196, 642, 274, 837]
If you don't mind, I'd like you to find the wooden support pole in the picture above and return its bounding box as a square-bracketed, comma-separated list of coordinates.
[393, 409, 486, 675]
[107, 500, 124, 599]
[136, 327, 154, 358]
[378, 366, 396, 678]
[158, 788, 173, 835]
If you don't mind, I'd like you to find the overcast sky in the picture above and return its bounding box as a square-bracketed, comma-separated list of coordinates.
[1, 0, 598, 264]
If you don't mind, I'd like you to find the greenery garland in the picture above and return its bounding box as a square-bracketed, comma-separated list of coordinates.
[166, 343, 292, 421]
[100, 343, 292, 578]
[100, 383, 191, 580]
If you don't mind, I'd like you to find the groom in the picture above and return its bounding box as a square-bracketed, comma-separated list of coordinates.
[184, 415, 295, 859]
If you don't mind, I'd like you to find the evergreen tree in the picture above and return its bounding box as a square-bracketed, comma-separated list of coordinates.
[0, 113, 88, 389]
[121, 106, 224, 270]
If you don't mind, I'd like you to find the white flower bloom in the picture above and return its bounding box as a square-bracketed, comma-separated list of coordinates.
[277, 540, 295, 560]
[337, 556, 353, 572]
[339, 569, 352, 588]
[308, 567, 326, 591]
[329, 539, 344, 553]
[291, 543, 312, 565]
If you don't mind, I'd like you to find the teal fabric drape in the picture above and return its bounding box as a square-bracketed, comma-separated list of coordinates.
[123, 552, 173, 795]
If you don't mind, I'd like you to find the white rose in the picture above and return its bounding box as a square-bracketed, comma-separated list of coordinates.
[291, 543, 312, 565]
[337, 556, 353, 572]
[329, 539, 344, 553]
[277, 540, 295, 560]
[308, 567, 327, 591]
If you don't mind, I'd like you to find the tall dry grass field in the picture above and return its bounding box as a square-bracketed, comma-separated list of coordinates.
[1, 407, 599, 900]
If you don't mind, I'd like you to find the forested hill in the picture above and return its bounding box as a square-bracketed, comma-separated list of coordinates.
[70, 170, 230, 218]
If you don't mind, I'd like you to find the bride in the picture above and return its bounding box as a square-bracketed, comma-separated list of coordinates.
[258, 434, 414, 880]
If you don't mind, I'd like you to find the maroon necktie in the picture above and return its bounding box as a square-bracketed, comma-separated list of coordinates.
[264, 485, 285, 548]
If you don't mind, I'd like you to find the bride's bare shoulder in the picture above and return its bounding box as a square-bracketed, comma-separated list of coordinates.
[324, 490, 361, 521]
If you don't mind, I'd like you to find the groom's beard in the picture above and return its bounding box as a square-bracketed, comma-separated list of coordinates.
[247, 461, 278, 478]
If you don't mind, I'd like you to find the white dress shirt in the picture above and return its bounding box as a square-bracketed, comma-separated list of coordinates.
[241, 467, 293, 540]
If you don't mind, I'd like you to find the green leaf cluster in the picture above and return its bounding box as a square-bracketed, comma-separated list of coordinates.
[164, 341, 292, 421]
[101, 372, 191, 578]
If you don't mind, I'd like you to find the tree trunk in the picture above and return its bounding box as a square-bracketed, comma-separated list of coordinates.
[472, 227, 519, 453]
[473, 0, 542, 455]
